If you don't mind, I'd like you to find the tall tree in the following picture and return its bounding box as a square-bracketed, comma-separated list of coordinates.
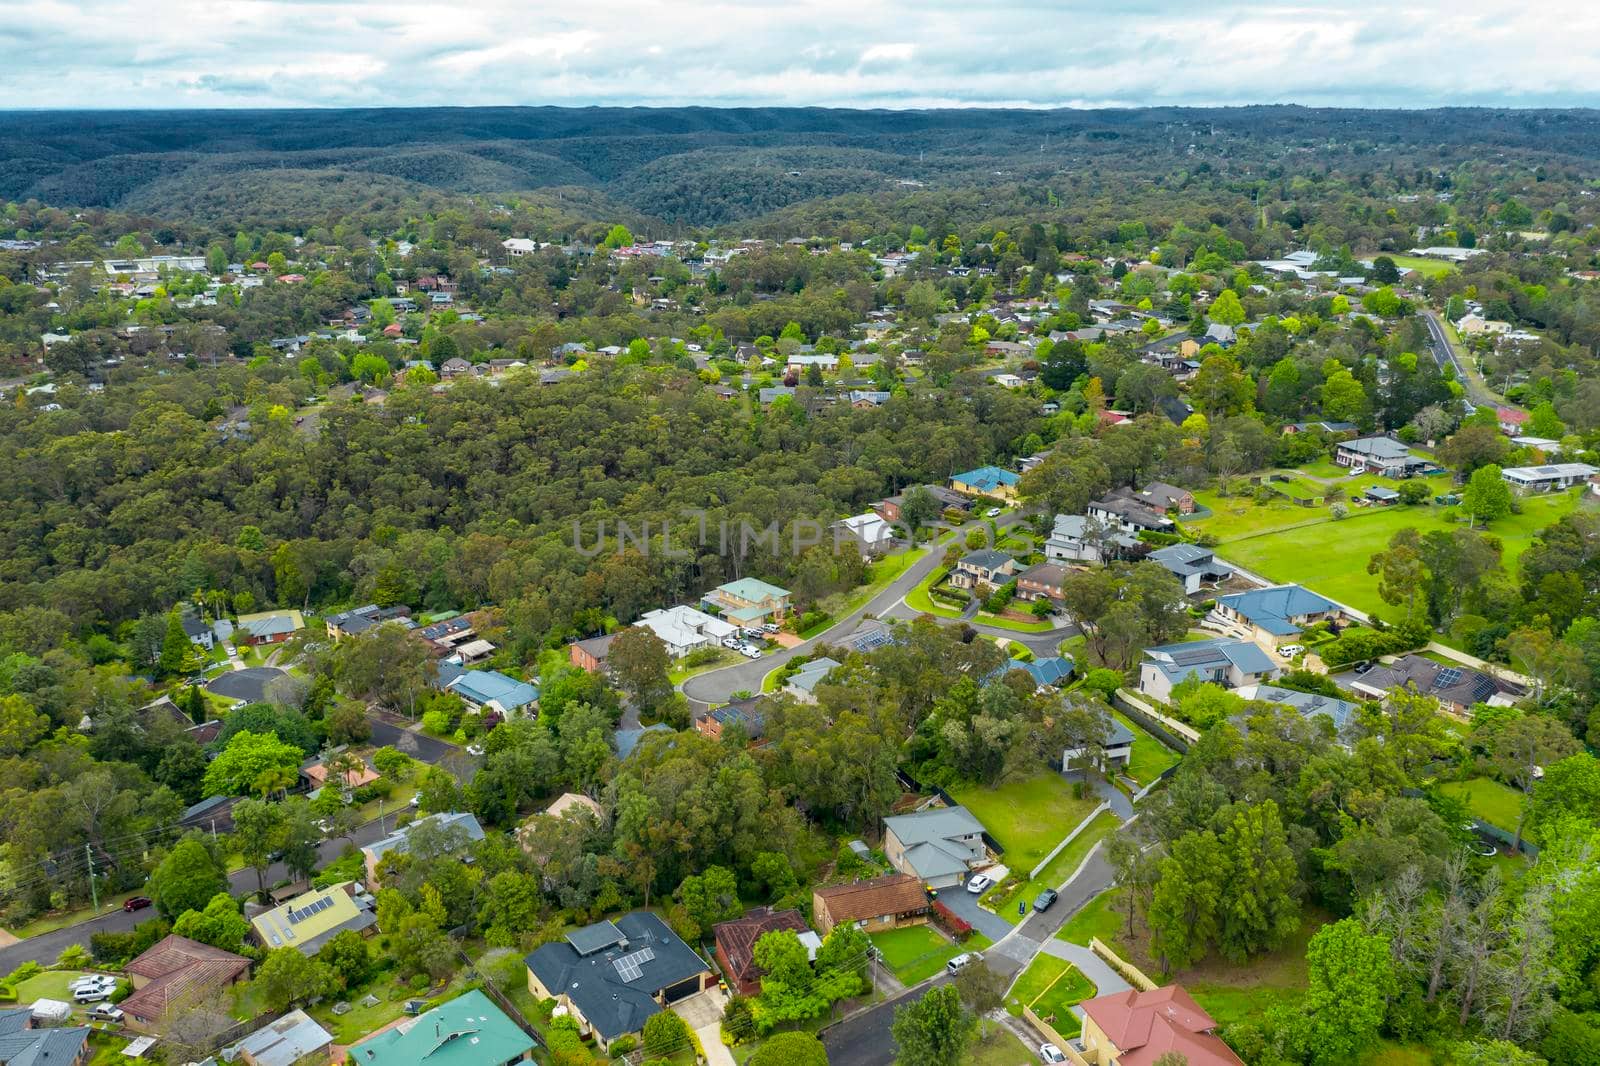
[891, 985, 977, 1066]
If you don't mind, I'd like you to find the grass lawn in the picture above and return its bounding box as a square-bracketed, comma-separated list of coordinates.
[949, 774, 1099, 874]
[668, 649, 739, 685]
[1056, 888, 1128, 948]
[1187, 491, 1329, 542]
[1440, 777, 1525, 831]
[1383, 254, 1459, 279]
[1178, 909, 1330, 1031]
[9, 892, 144, 939]
[974, 610, 1055, 633]
[14, 969, 112, 1008]
[302, 968, 470, 1044]
[868, 925, 963, 985]
[903, 568, 964, 619]
[1199, 490, 1587, 618]
[1006, 953, 1075, 1015]
[986, 811, 1119, 927]
[1031, 965, 1095, 1034]
[1114, 711, 1180, 786]
[1298, 457, 1351, 480]
[967, 1029, 1038, 1066]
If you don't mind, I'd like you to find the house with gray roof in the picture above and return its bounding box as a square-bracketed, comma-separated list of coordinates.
[951, 549, 1015, 592]
[1063, 717, 1136, 774]
[525, 912, 714, 1050]
[1348, 654, 1523, 713]
[1138, 638, 1280, 703]
[883, 806, 990, 888]
[1335, 436, 1430, 477]
[1147, 544, 1234, 595]
[218, 1009, 333, 1066]
[0, 1009, 88, 1066]
[1045, 513, 1142, 564]
[784, 657, 841, 703]
[361, 812, 484, 887]
[1233, 684, 1362, 735]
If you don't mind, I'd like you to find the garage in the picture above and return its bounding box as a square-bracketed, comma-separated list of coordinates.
[661, 976, 702, 1004]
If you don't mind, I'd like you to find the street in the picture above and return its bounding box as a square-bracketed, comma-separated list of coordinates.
[1421, 309, 1501, 410]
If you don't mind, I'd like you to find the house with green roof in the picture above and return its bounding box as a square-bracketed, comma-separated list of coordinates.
[704, 577, 791, 624]
[347, 989, 533, 1066]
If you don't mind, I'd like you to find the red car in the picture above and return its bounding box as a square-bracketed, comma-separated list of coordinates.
[122, 896, 153, 913]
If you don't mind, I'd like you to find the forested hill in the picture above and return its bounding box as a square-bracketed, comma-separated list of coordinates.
[6, 104, 1600, 228]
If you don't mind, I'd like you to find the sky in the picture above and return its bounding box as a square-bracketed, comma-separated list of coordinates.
[5, 0, 1600, 111]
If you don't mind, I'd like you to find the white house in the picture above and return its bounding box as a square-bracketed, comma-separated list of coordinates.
[634, 606, 739, 658]
[1500, 463, 1597, 495]
[833, 513, 897, 556]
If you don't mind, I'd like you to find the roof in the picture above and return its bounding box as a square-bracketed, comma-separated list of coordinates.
[1217, 585, 1339, 636]
[813, 873, 927, 923]
[525, 912, 710, 1042]
[882, 806, 987, 880]
[362, 812, 485, 867]
[326, 604, 412, 636]
[442, 668, 538, 712]
[960, 549, 1014, 572]
[121, 935, 251, 1023]
[349, 989, 534, 1066]
[1234, 684, 1360, 733]
[636, 605, 738, 650]
[1338, 436, 1415, 461]
[1143, 638, 1277, 683]
[1351, 653, 1519, 709]
[836, 513, 896, 544]
[546, 792, 603, 820]
[225, 1010, 334, 1066]
[571, 632, 619, 661]
[715, 578, 790, 603]
[1078, 986, 1243, 1066]
[951, 465, 1020, 492]
[1137, 482, 1192, 508]
[713, 908, 811, 983]
[234, 609, 306, 639]
[704, 697, 767, 739]
[1502, 463, 1598, 481]
[615, 723, 672, 759]
[786, 657, 842, 695]
[250, 882, 375, 955]
[1016, 562, 1067, 587]
[1366, 486, 1401, 500]
[0, 1022, 89, 1066]
[206, 666, 288, 703]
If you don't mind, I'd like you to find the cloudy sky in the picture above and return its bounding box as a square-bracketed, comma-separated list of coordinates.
[6, 0, 1600, 111]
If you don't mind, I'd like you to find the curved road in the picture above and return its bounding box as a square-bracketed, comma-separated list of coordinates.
[682, 511, 1078, 710]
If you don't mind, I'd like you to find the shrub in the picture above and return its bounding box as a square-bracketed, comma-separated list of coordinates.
[931, 900, 973, 941]
[681, 647, 723, 668]
[642, 1010, 691, 1057]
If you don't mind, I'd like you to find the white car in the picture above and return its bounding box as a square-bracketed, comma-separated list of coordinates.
[466, 743, 485, 756]
[967, 874, 995, 895]
[985, 507, 1003, 517]
[1279, 644, 1306, 658]
[945, 952, 977, 974]
[721, 636, 743, 649]
[1040, 1043, 1067, 1063]
[69, 975, 115, 992]
[762, 623, 780, 633]
[74, 988, 112, 1005]
[739, 645, 762, 659]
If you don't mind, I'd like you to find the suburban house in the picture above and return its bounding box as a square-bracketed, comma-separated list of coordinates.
[705, 578, 792, 625]
[1063, 717, 1136, 774]
[1088, 489, 1175, 534]
[525, 913, 716, 1051]
[300, 755, 379, 793]
[0, 1008, 89, 1066]
[416, 615, 477, 655]
[1134, 481, 1197, 514]
[990, 656, 1076, 692]
[1500, 463, 1597, 494]
[325, 604, 413, 641]
[784, 657, 841, 702]
[635, 605, 739, 657]
[216, 1009, 334, 1066]
[1138, 638, 1280, 703]
[1146, 544, 1234, 595]
[249, 881, 376, 956]
[1233, 684, 1361, 734]
[349, 990, 533, 1066]
[833, 512, 897, 556]
[874, 485, 971, 522]
[882, 806, 989, 889]
[949, 465, 1021, 502]
[361, 812, 485, 888]
[694, 696, 767, 742]
[812, 873, 929, 935]
[1282, 419, 1358, 437]
[181, 615, 215, 651]
[229, 609, 305, 646]
[1045, 513, 1142, 564]
[1213, 585, 1344, 645]
[1077, 986, 1245, 1066]
[712, 907, 815, 996]
[121, 935, 252, 1032]
[438, 663, 539, 716]
[950, 549, 1015, 592]
[1015, 561, 1068, 602]
[787, 353, 839, 373]
[1334, 436, 1430, 477]
[567, 632, 618, 674]
[1365, 485, 1401, 506]
[1349, 653, 1523, 713]
[1497, 406, 1530, 435]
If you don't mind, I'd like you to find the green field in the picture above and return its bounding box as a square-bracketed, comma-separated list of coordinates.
[1440, 777, 1526, 830]
[868, 924, 990, 985]
[1115, 711, 1181, 786]
[1056, 888, 1127, 947]
[968, 1029, 1038, 1066]
[1192, 489, 1586, 618]
[1382, 254, 1460, 279]
[949, 774, 1100, 874]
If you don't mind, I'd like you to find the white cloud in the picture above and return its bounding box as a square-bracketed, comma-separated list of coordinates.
[3, 0, 1600, 109]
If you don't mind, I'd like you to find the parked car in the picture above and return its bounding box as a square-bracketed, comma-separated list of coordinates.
[466, 743, 485, 757]
[86, 1004, 124, 1024]
[762, 622, 780, 633]
[122, 896, 152, 913]
[945, 953, 977, 974]
[967, 874, 995, 895]
[1033, 888, 1059, 912]
[739, 645, 762, 659]
[1040, 1043, 1067, 1063]
[1279, 644, 1306, 658]
[74, 988, 112, 1005]
[721, 636, 742, 649]
[69, 976, 115, 993]
[314, 818, 333, 837]
[409, 794, 421, 808]
[985, 507, 1003, 517]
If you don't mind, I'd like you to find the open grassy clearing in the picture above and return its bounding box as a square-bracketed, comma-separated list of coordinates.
[986, 810, 1119, 926]
[949, 774, 1100, 874]
[1056, 888, 1127, 947]
[1382, 254, 1459, 278]
[1114, 710, 1181, 785]
[1439, 777, 1525, 830]
[968, 1029, 1039, 1065]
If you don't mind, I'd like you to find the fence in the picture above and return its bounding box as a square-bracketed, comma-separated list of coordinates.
[1112, 689, 1199, 750]
[1030, 803, 1110, 881]
[1024, 1005, 1088, 1064]
[1089, 937, 1158, 992]
[455, 948, 545, 1047]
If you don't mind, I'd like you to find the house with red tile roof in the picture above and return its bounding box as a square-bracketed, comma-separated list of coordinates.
[1078, 985, 1244, 1066]
[712, 907, 813, 996]
[121, 934, 250, 1032]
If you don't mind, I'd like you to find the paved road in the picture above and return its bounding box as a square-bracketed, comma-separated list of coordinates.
[1421, 309, 1501, 411]
[682, 511, 1079, 709]
[823, 973, 953, 1066]
[369, 716, 475, 779]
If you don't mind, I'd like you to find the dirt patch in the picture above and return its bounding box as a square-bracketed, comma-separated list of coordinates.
[771, 631, 806, 649]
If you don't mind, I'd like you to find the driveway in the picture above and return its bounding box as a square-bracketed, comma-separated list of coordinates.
[938, 877, 1014, 943]
[367, 714, 473, 778]
[674, 988, 734, 1066]
[1038, 939, 1131, 996]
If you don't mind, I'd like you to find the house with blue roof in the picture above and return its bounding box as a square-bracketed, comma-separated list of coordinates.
[1138, 638, 1280, 703]
[438, 663, 538, 716]
[988, 656, 1075, 692]
[1213, 584, 1346, 646]
[950, 465, 1021, 502]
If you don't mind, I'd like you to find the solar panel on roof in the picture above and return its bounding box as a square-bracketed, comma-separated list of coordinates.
[1435, 667, 1463, 687]
[612, 946, 656, 982]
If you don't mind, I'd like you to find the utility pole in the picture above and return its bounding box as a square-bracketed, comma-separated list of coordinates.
[85, 844, 98, 911]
